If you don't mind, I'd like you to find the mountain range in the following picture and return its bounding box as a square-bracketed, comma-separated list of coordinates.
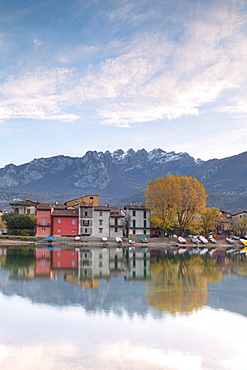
[0, 148, 246, 212]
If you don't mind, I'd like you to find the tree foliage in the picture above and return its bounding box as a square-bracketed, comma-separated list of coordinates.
[146, 256, 222, 314]
[231, 216, 247, 235]
[0, 218, 7, 230]
[2, 213, 36, 230]
[201, 207, 221, 233]
[146, 175, 207, 233]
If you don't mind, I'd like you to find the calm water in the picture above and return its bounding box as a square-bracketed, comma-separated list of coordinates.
[0, 246, 247, 370]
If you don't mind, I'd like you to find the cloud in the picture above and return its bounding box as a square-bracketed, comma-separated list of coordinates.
[0, 0, 246, 127]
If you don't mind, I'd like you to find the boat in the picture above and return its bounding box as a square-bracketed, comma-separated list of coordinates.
[116, 237, 122, 243]
[140, 236, 148, 243]
[240, 238, 247, 246]
[208, 236, 216, 244]
[129, 246, 135, 251]
[177, 247, 187, 254]
[75, 236, 80, 241]
[128, 239, 135, 244]
[178, 236, 187, 244]
[46, 236, 54, 242]
[191, 236, 200, 244]
[198, 235, 208, 244]
[102, 237, 108, 243]
[226, 237, 235, 245]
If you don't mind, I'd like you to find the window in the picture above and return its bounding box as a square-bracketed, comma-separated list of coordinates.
[58, 219, 61, 224]
[42, 210, 46, 214]
[90, 197, 93, 200]
[72, 229, 75, 232]
[58, 228, 61, 232]
[99, 220, 103, 225]
[133, 210, 136, 217]
[99, 228, 103, 233]
[42, 217, 46, 225]
[72, 261, 75, 267]
[133, 230, 136, 234]
[133, 220, 136, 228]
[85, 228, 88, 233]
[42, 228, 46, 233]
[143, 211, 146, 219]
[115, 218, 118, 225]
[144, 220, 146, 228]
[42, 252, 45, 258]
[85, 211, 88, 216]
[27, 209, 30, 214]
[133, 259, 136, 268]
[83, 260, 90, 266]
[144, 230, 146, 234]
[58, 253, 60, 257]
[115, 227, 118, 232]
[57, 261, 61, 267]
[99, 261, 102, 267]
[72, 219, 76, 225]
[83, 220, 89, 226]
[99, 211, 102, 216]
[99, 254, 102, 259]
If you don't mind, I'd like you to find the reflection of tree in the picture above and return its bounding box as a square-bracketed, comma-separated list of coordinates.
[146, 256, 222, 314]
[231, 255, 247, 276]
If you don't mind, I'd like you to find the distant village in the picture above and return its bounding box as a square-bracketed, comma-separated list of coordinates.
[1, 195, 247, 239]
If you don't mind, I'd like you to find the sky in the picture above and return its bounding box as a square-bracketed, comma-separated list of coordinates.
[0, 0, 246, 168]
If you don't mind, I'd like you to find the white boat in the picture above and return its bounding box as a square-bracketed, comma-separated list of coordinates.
[102, 237, 108, 242]
[199, 248, 208, 255]
[75, 236, 80, 241]
[208, 236, 216, 244]
[178, 247, 187, 254]
[178, 236, 187, 244]
[240, 238, 247, 246]
[116, 237, 122, 243]
[191, 236, 200, 244]
[226, 237, 235, 245]
[198, 235, 208, 244]
[128, 239, 135, 244]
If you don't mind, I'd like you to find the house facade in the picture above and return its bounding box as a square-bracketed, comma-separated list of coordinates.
[52, 209, 79, 237]
[36, 203, 53, 237]
[124, 205, 150, 238]
[10, 200, 40, 215]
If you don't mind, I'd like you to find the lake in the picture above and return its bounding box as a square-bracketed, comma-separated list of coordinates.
[0, 245, 246, 370]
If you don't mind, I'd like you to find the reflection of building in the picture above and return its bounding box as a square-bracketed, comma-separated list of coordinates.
[79, 247, 110, 281]
[10, 199, 40, 215]
[124, 205, 150, 238]
[124, 248, 150, 280]
[35, 249, 51, 277]
[109, 247, 124, 272]
[52, 250, 78, 269]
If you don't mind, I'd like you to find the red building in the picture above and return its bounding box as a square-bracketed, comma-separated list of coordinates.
[52, 250, 78, 269]
[35, 249, 51, 277]
[36, 204, 53, 237]
[52, 209, 79, 236]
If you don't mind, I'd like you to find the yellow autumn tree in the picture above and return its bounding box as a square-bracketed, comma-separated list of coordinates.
[201, 207, 221, 233]
[146, 175, 207, 233]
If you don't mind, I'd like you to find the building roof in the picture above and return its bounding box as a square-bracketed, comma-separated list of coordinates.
[231, 211, 247, 216]
[53, 204, 66, 210]
[37, 203, 54, 210]
[9, 199, 40, 206]
[79, 202, 93, 207]
[94, 206, 111, 211]
[124, 205, 147, 210]
[52, 209, 79, 217]
[110, 213, 124, 218]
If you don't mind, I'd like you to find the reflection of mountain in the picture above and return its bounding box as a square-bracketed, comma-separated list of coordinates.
[207, 274, 247, 317]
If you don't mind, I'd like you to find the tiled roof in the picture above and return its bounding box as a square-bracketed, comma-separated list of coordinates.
[124, 205, 147, 210]
[79, 202, 93, 207]
[37, 203, 54, 210]
[52, 209, 79, 217]
[94, 206, 111, 211]
[10, 200, 40, 206]
[54, 204, 66, 210]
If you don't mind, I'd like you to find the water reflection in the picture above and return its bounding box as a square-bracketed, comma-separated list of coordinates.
[1, 246, 247, 317]
[1, 246, 247, 369]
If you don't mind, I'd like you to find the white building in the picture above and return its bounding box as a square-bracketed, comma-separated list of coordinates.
[124, 205, 150, 238]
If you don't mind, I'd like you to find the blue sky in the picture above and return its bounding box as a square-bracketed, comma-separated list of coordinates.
[0, 0, 246, 167]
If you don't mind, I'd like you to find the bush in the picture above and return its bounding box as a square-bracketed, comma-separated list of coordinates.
[21, 229, 30, 236]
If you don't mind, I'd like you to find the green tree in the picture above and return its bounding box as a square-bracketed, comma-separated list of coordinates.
[0, 219, 7, 230]
[2, 213, 36, 230]
[146, 175, 207, 234]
